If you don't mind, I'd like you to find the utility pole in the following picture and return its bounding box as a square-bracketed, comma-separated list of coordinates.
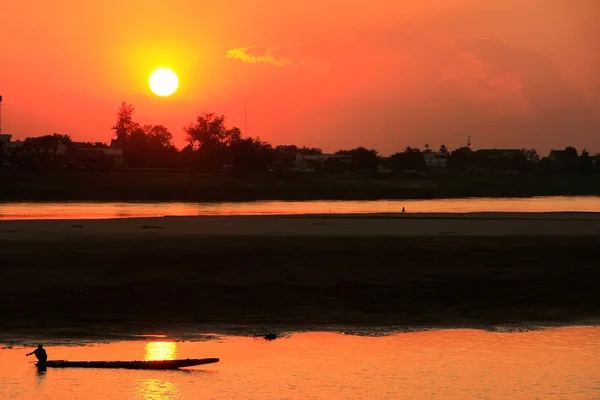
[244, 97, 248, 138]
[0, 95, 3, 134]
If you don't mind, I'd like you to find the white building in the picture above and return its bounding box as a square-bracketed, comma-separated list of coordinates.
[295, 154, 351, 172]
[424, 152, 448, 168]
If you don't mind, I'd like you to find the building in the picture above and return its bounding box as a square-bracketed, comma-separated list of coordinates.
[72, 142, 124, 166]
[1, 134, 23, 156]
[295, 154, 352, 172]
[475, 149, 522, 159]
[20, 137, 67, 156]
[0, 134, 10, 146]
[423, 152, 448, 168]
[549, 150, 567, 163]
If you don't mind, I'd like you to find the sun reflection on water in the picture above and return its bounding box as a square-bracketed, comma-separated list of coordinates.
[136, 379, 180, 400]
[144, 342, 177, 361]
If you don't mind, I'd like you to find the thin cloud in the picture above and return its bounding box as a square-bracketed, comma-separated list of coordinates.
[226, 46, 293, 67]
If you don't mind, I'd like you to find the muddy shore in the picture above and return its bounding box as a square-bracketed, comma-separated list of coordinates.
[1, 214, 599, 343]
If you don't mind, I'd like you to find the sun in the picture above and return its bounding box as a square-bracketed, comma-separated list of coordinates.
[149, 68, 179, 97]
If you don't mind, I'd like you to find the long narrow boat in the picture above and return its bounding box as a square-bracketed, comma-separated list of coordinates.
[37, 358, 219, 370]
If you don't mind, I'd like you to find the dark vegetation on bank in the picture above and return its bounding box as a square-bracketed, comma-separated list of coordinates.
[2, 102, 599, 181]
[2, 102, 599, 201]
[1, 235, 599, 336]
[1, 171, 600, 202]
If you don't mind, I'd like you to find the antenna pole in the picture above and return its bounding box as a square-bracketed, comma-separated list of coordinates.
[0, 95, 3, 134]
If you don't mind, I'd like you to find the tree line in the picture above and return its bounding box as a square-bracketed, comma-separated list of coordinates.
[2, 102, 599, 174]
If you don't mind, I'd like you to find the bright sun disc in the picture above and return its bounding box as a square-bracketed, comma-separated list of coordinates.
[149, 68, 179, 97]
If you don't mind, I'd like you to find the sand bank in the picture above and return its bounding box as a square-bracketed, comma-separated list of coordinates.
[1, 213, 599, 341]
[1, 212, 600, 242]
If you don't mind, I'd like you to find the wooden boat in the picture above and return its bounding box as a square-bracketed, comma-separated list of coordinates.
[36, 358, 219, 370]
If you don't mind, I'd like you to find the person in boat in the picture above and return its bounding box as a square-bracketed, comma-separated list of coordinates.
[26, 345, 48, 364]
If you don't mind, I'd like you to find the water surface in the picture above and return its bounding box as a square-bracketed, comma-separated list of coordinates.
[1, 328, 598, 399]
[1, 196, 599, 220]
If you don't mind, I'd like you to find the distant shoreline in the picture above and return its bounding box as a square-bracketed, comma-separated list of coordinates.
[1, 171, 599, 202]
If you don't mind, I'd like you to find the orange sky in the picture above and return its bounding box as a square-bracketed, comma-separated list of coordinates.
[1, 0, 599, 154]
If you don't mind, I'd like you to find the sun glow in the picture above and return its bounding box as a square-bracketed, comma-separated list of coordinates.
[145, 342, 177, 361]
[149, 68, 179, 97]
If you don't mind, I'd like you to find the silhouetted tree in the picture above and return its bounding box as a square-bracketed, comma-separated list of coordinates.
[52, 133, 73, 146]
[386, 147, 426, 173]
[144, 125, 174, 150]
[112, 102, 138, 143]
[227, 137, 274, 172]
[336, 147, 379, 172]
[274, 145, 299, 170]
[124, 128, 151, 168]
[580, 149, 593, 174]
[521, 149, 540, 163]
[563, 146, 579, 172]
[439, 144, 449, 155]
[110, 103, 177, 168]
[0, 140, 4, 169]
[448, 146, 473, 171]
[403, 147, 426, 171]
[185, 113, 227, 149]
[298, 146, 322, 155]
[184, 113, 233, 169]
[388, 152, 405, 172]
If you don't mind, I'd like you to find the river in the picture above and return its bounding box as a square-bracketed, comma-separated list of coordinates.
[1, 328, 598, 399]
[0, 196, 599, 220]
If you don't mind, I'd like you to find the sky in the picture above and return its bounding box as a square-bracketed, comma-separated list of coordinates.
[1, 0, 599, 155]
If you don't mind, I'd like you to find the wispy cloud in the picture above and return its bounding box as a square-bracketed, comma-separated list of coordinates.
[226, 45, 293, 67]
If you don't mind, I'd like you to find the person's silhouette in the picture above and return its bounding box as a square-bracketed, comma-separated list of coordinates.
[26, 345, 48, 364]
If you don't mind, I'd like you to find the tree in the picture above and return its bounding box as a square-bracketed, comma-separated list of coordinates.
[298, 146, 322, 155]
[403, 147, 426, 171]
[521, 149, 540, 163]
[336, 147, 379, 172]
[144, 125, 175, 150]
[563, 146, 579, 171]
[274, 145, 300, 170]
[52, 133, 73, 146]
[439, 144, 449, 155]
[185, 112, 228, 149]
[227, 137, 274, 172]
[0, 140, 4, 169]
[112, 102, 138, 142]
[580, 149, 593, 174]
[124, 127, 151, 168]
[224, 127, 242, 146]
[388, 152, 406, 172]
[448, 146, 472, 171]
[184, 113, 231, 169]
[424, 144, 432, 154]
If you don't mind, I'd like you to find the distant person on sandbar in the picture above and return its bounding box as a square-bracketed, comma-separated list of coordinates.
[402, 207, 406, 213]
[26, 345, 48, 364]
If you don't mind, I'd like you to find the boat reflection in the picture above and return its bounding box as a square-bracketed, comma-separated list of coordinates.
[144, 342, 177, 361]
[136, 378, 180, 400]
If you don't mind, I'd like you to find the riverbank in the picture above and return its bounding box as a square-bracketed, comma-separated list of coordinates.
[1, 171, 600, 201]
[2, 213, 600, 239]
[1, 214, 599, 342]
